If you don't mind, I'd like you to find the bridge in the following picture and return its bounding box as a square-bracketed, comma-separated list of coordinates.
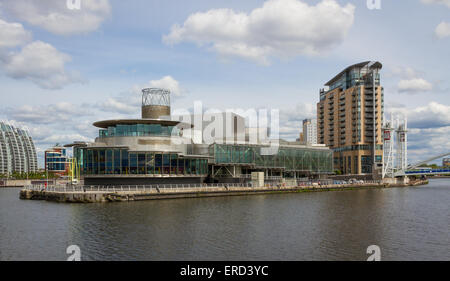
[402, 168, 450, 176]
[393, 152, 450, 177]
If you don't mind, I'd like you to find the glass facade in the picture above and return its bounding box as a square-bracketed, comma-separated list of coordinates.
[211, 144, 333, 174]
[77, 148, 208, 176]
[98, 124, 180, 138]
[327, 64, 381, 92]
[45, 148, 69, 173]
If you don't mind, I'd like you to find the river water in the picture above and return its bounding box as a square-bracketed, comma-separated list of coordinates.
[0, 179, 449, 261]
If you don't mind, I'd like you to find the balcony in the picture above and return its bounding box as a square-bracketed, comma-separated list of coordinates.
[365, 108, 379, 113]
[365, 133, 379, 138]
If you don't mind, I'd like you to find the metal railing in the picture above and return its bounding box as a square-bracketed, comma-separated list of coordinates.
[24, 179, 383, 193]
[25, 182, 254, 192]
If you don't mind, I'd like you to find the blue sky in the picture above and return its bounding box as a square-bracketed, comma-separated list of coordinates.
[0, 0, 449, 167]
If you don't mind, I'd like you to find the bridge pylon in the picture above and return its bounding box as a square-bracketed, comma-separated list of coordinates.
[382, 115, 395, 178]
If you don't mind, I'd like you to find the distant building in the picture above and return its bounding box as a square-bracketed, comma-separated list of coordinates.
[0, 121, 38, 175]
[45, 146, 70, 176]
[297, 132, 304, 143]
[443, 158, 450, 167]
[317, 61, 384, 175]
[302, 119, 317, 145]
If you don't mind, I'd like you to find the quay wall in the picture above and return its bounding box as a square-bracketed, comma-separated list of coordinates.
[19, 180, 428, 203]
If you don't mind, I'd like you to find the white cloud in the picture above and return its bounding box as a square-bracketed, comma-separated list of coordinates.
[0, 0, 111, 35]
[149, 76, 182, 96]
[163, 0, 355, 64]
[407, 126, 450, 164]
[6, 102, 92, 124]
[387, 101, 450, 129]
[99, 98, 138, 114]
[0, 18, 32, 48]
[398, 78, 433, 93]
[386, 102, 450, 164]
[2, 41, 82, 89]
[421, 0, 450, 8]
[38, 133, 92, 145]
[96, 76, 183, 115]
[278, 102, 316, 140]
[390, 66, 420, 79]
[435, 21, 450, 39]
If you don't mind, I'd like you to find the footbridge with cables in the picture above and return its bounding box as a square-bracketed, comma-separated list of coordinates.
[394, 152, 450, 177]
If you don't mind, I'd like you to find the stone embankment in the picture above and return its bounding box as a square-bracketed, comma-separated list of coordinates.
[19, 180, 428, 203]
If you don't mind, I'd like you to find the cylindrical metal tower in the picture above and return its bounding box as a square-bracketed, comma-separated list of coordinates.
[141, 88, 171, 119]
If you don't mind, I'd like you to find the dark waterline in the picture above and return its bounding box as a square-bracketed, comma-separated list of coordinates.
[1, 179, 449, 261]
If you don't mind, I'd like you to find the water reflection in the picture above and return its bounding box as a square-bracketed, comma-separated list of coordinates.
[0, 179, 449, 260]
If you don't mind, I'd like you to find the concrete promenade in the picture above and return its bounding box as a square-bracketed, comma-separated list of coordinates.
[19, 180, 428, 203]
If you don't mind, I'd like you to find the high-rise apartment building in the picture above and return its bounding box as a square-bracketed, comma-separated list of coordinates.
[317, 61, 384, 175]
[302, 119, 317, 145]
[0, 121, 38, 175]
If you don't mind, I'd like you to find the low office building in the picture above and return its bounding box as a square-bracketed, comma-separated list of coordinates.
[0, 121, 38, 175]
[68, 88, 333, 185]
[443, 158, 450, 167]
[45, 146, 71, 176]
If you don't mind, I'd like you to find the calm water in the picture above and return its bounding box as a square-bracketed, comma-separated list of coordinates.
[0, 179, 449, 261]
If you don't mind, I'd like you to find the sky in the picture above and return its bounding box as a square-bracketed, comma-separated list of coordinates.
[0, 0, 449, 167]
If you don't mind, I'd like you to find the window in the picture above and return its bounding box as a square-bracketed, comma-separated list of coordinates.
[170, 154, 178, 174]
[163, 154, 170, 174]
[185, 159, 191, 174]
[129, 153, 137, 174]
[146, 153, 154, 174]
[93, 149, 98, 174]
[155, 154, 162, 174]
[138, 153, 146, 174]
[106, 149, 113, 174]
[114, 149, 121, 174]
[121, 150, 129, 174]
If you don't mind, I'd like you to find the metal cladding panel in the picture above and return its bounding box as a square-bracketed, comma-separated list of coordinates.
[141, 105, 171, 119]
